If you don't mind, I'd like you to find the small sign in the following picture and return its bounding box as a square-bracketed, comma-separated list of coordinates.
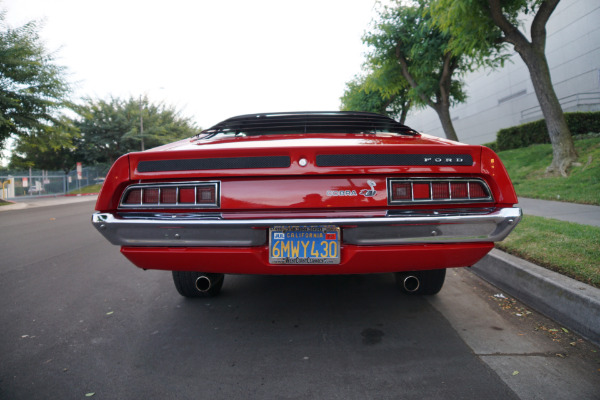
[22, 177, 28, 187]
[77, 162, 82, 180]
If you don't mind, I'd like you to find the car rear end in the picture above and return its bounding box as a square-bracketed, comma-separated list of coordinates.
[92, 112, 521, 296]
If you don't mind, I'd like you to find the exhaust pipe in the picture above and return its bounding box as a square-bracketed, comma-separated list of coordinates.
[403, 275, 420, 293]
[195, 275, 213, 293]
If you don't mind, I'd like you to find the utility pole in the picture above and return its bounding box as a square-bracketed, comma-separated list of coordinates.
[139, 94, 145, 151]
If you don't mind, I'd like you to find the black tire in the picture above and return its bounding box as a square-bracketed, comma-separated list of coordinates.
[395, 269, 446, 295]
[172, 271, 225, 298]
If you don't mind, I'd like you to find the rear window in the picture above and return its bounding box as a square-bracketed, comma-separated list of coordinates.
[200, 112, 417, 137]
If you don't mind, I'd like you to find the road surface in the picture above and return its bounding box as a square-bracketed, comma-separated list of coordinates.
[1, 200, 598, 399]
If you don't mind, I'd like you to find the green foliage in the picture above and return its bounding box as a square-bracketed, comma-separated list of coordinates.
[482, 141, 498, 152]
[429, 0, 534, 62]
[75, 96, 200, 164]
[497, 120, 549, 151]
[340, 78, 390, 114]
[497, 215, 600, 288]
[498, 137, 600, 205]
[340, 69, 411, 123]
[363, 2, 468, 109]
[430, 0, 579, 173]
[497, 112, 600, 151]
[564, 112, 600, 135]
[0, 11, 71, 150]
[8, 116, 80, 173]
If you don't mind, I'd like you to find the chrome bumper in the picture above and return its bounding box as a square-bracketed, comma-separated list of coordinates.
[92, 207, 521, 247]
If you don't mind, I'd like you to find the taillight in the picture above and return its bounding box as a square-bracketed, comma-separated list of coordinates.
[123, 188, 142, 204]
[119, 182, 219, 208]
[388, 179, 492, 204]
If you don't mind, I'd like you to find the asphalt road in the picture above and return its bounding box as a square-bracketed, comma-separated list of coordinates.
[1, 200, 598, 399]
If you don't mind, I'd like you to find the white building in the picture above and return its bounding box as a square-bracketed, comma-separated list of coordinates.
[406, 0, 600, 144]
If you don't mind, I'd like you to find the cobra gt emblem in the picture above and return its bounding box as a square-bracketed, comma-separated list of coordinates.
[359, 180, 377, 197]
[327, 180, 377, 198]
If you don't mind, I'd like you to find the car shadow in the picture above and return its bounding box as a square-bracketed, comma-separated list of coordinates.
[119, 273, 517, 399]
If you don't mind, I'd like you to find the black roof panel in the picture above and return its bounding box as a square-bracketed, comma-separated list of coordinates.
[201, 112, 418, 136]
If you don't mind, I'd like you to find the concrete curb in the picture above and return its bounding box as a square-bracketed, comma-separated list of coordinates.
[471, 248, 600, 347]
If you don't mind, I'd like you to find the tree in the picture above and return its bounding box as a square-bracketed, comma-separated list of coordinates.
[75, 96, 201, 165]
[429, 0, 578, 175]
[363, 1, 478, 141]
[8, 116, 80, 173]
[0, 12, 71, 151]
[340, 69, 412, 124]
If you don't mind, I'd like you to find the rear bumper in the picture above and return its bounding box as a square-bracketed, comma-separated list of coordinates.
[120, 243, 495, 274]
[92, 207, 521, 247]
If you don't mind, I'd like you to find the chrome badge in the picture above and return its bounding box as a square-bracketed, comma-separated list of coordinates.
[327, 180, 377, 198]
[359, 180, 377, 198]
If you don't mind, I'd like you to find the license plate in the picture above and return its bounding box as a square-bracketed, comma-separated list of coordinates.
[269, 225, 340, 265]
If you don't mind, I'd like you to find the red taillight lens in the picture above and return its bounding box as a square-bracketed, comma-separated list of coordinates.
[388, 179, 491, 204]
[432, 182, 450, 199]
[469, 182, 488, 198]
[451, 182, 468, 198]
[160, 188, 177, 204]
[179, 188, 195, 203]
[123, 189, 142, 204]
[120, 183, 219, 208]
[142, 188, 159, 204]
[412, 183, 430, 200]
[392, 182, 412, 200]
[197, 186, 215, 204]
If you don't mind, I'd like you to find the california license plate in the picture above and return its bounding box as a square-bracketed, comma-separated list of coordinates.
[269, 225, 340, 264]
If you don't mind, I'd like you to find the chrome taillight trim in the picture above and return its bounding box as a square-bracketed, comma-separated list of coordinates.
[118, 181, 220, 209]
[387, 178, 493, 205]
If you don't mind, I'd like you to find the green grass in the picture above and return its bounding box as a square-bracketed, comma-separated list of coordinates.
[497, 215, 600, 288]
[0, 199, 11, 206]
[68, 183, 103, 195]
[497, 137, 600, 205]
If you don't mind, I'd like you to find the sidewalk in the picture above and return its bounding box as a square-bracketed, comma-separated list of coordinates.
[473, 197, 600, 346]
[517, 197, 600, 227]
[0, 194, 98, 212]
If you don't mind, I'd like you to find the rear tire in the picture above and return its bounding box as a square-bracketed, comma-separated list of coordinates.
[172, 271, 225, 298]
[395, 269, 446, 295]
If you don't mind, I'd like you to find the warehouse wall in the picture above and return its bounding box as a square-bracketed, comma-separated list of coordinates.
[406, 0, 600, 144]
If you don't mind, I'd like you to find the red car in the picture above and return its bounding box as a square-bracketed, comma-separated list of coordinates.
[92, 112, 521, 297]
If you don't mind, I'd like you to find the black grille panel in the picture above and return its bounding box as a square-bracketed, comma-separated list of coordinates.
[138, 156, 291, 172]
[316, 154, 473, 167]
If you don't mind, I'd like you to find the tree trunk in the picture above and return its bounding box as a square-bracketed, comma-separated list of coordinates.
[399, 99, 411, 125]
[396, 51, 459, 141]
[487, 0, 578, 176]
[433, 103, 459, 142]
[518, 47, 578, 176]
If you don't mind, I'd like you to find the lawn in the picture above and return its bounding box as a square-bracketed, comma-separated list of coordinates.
[496, 215, 600, 288]
[497, 137, 600, 205]
[494, 137, 600, 288]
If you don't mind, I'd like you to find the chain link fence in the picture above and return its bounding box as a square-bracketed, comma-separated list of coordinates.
[0, 164, 111, 200]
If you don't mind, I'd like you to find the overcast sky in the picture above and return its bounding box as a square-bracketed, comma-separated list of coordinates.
[3, 0, 385, 131]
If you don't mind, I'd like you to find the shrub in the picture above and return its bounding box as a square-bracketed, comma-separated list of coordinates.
[496, 111, 600, 151]
[482, 142, 498, 152]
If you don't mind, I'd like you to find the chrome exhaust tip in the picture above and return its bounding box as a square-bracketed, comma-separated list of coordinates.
[195, 275, 212, 293]
[403, 275, 420, 293]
